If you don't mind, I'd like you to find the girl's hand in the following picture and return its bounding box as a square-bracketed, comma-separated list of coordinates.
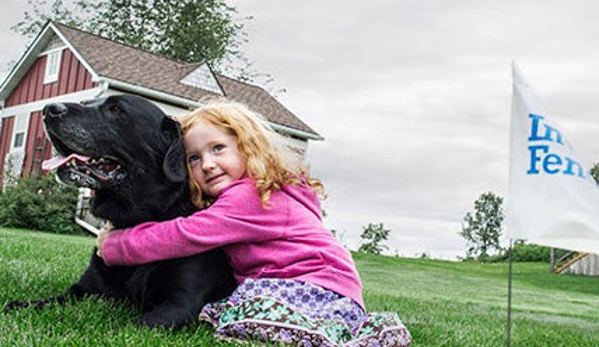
[96, 221, 114, 258]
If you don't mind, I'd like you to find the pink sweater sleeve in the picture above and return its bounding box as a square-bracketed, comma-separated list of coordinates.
[101, 180, 282, 266]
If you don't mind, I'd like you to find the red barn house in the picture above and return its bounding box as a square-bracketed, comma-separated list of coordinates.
[0, 21, 322, 187]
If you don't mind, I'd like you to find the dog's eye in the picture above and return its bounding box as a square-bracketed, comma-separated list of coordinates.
[109, 105, 122, 116]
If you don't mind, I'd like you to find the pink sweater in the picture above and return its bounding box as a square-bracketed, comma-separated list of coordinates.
[102, 178, 364, 308]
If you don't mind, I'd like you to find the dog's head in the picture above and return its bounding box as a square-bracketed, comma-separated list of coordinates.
[42, 94, 192, 227]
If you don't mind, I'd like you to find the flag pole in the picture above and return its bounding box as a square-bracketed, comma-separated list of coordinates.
[506, 237, 514, 347]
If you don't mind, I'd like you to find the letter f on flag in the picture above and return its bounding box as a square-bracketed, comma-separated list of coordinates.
[507, 62, 599, 254]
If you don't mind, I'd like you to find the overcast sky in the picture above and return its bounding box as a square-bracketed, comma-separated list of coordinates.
[2, 1, 599, 259]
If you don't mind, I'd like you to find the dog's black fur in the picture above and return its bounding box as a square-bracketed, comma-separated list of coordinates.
[3, 94, 236, 328]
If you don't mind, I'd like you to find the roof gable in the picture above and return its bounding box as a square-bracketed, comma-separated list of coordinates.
[180, 64, 223, 95]
[0, 22, 98, 103]
[42, 34, 66, 52]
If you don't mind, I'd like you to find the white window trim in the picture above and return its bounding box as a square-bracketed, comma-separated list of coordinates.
[3, 113, 29, 184]
[10, 113, 29, 153]
[44, 48, 63, 84]
[12, 132, 25, 150]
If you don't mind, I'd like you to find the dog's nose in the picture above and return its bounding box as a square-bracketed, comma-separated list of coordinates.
[43, 103, 68, 118]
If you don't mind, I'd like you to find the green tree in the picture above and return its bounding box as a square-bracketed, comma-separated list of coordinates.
[358, 222, 390, 255]
[13, 0, 254, 79]
[11, 0, 81, 37]
[459, 191, 504, 262]
[590, 163, 599, 184]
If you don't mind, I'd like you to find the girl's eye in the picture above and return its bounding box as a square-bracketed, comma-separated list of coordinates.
[188, 154, 200, 164]
[213, 144, 225, 152]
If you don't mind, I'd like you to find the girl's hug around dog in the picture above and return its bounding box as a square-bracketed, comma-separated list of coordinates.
[97, 99, 411, 347]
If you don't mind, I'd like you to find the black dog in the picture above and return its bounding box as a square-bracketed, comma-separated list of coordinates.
[4, 94, 236, 328]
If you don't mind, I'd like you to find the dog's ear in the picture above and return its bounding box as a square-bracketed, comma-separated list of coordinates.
[162, 117, 187, 183]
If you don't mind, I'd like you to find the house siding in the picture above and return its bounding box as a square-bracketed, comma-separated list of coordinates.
[0, 116, 15, 183]
[564, 254, 599, 276]
[22, 111, 52, 177]
[5, 49, 96, 108]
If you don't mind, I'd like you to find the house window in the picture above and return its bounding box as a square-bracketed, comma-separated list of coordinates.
[11, 113, 29, 152]
[44, 49, 62, 84]
[13, 132, 24, 149]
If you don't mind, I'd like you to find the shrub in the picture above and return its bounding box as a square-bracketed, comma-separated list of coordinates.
[489, 240, 570, 262]
[0, 174, 80, 234]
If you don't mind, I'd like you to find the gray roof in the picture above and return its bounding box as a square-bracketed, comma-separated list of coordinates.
[53, 22, 320, 139]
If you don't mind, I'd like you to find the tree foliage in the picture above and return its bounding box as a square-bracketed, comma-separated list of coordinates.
[358, 222, 390, 255]
[0, 175, 80, 234]
[459, 191, 504, 262]
[13, 0, 254, 79]
[12, 0, 81, 37]
[591, 163, 599, 184]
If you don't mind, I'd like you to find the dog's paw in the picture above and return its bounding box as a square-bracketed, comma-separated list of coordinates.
[135, 310, 193, 330]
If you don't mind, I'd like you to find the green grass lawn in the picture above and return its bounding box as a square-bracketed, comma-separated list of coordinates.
[2, 228, 599, 347]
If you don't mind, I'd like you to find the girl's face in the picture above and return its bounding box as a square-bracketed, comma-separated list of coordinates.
[185, 120, 246, 198]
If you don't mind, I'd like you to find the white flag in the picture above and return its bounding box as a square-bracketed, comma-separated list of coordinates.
[507, 63, 599, 254]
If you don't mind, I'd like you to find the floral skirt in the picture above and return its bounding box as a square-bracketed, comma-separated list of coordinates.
[199, 278, 411, 347]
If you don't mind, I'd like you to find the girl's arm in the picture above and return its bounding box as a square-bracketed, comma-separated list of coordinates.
[99, 179, 282, 266]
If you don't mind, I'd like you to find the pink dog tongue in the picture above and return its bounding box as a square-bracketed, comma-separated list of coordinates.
[42, 153, 91, 171]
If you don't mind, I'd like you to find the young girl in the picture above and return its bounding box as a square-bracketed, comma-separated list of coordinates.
[98, 99, 411, 347]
